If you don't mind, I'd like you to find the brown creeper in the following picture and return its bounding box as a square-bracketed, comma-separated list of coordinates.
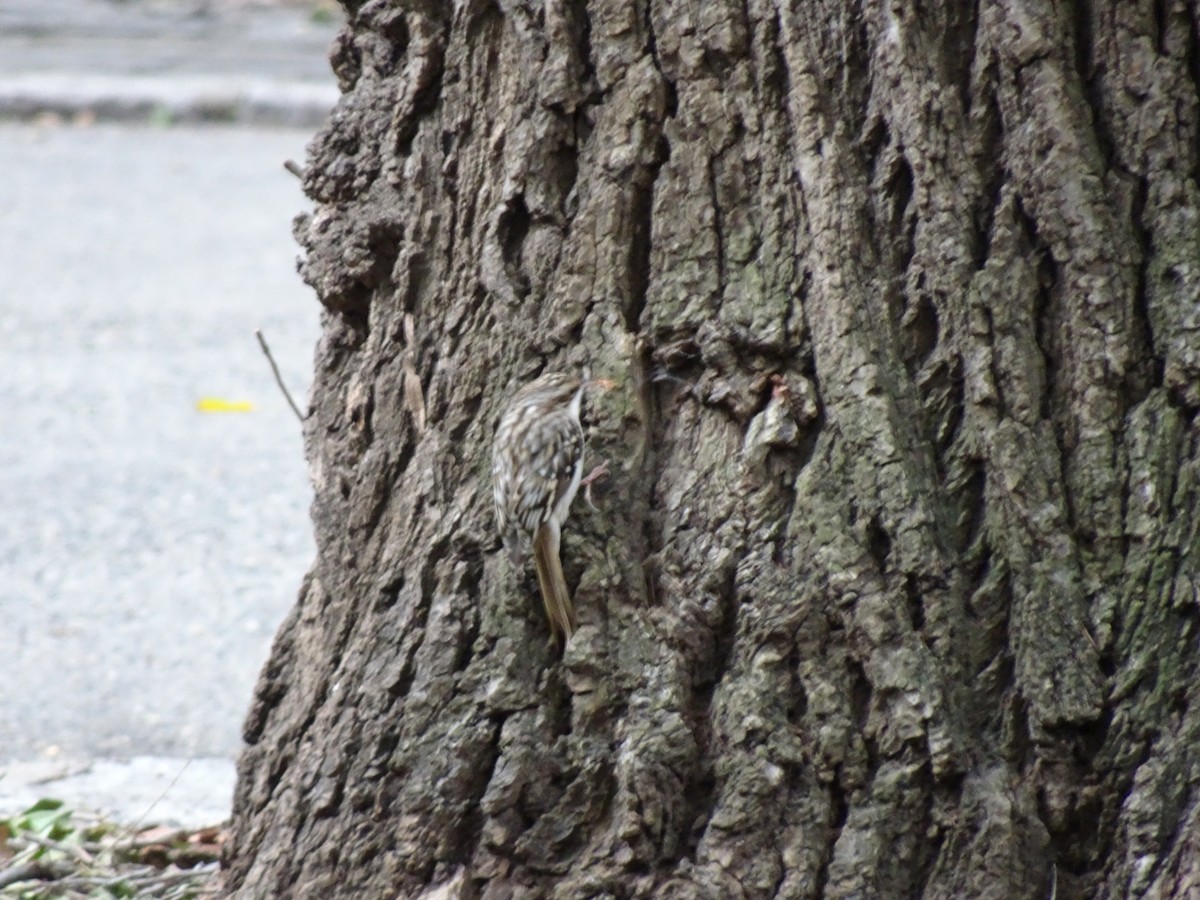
[492, 372, 588, 641]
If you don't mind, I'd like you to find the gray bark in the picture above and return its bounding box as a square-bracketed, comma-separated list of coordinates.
[226, 0, 1200, 897]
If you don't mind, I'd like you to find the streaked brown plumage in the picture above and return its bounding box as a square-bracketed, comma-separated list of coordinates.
[492, 372, 586, 641]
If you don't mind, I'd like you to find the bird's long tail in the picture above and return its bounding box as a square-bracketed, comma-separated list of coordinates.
[532, 521, 576, 641]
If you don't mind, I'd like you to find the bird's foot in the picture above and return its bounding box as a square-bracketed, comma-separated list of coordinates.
[582, 460, 610, 510]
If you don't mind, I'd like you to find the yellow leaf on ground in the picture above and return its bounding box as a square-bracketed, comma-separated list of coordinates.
[196, 397, 255, 413]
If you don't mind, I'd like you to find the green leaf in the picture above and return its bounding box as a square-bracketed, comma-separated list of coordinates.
[20, 797, 64, 814]
[16, 797, 74, 842]
[113, 880, 140, 898]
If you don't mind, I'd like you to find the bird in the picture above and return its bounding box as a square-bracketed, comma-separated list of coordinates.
[492, 371, 594, 642]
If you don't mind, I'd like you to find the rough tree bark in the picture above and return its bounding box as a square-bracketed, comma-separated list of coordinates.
[225, 0, 1200, 897]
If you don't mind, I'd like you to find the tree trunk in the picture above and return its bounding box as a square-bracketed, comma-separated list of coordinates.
[225, 0, 1200, 896]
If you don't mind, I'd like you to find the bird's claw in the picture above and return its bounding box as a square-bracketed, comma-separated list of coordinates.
[582, 460, 610, 510]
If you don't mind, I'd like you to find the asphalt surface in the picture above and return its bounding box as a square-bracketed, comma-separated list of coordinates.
[0, 1, 339, 826]
[0, 0, 337, 82]
[0, 122, 320, 822]
[0, 0, 339, 126]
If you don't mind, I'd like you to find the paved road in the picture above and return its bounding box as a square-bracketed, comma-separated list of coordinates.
[0, 121, 320, 822]
[0, 0, 340, 126]
[0, 0, 337, 82]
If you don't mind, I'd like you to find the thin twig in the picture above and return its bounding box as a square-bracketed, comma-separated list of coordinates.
[130, 758, 191, 834]
[255, 329, 305, 422]
[1, 815, 223, 898]
[115, 827, 184, 851]
[0, 860, 66, 889]
[50, 864, 215, 892]
[16, 830, 94, 864]
[283, 159, 306, 179]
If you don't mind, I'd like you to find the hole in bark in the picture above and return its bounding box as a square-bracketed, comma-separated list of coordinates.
[973, 90, 1004, 267]
[375, 573, 405, 611]
[266, 751, 293, 795]
[570, 0, 595, 92]
[550, 145, 580, 217]
[663, 79, 679, 119]
[349, 402, 369, 433]
[710, 566, 740, 683]
[572, 100, 595, 154]
[1152, 0, 1168, 55]
[319, 281, 373, 319]
[374, 730, 401, 766]
[1008, 688, 1032, 768]
[881, 279, 905, 340]
[466, 0, 502, 42]
[499, 195, 531, 272]
[955, 3, 981, 114]
[881, 154, 916, 273]
[701, 47, 735, 80]
[849, 661, 871, 731]
[626, 152, 661, 333]
[831, 782, 850, 830]
[402, 250, 432, 315]
[904, 575, 925, 632]
[1170, 682, 1190, 718]
[453, 546, 486, 671]
[682, 772, 717, 858]
[787, 651, 808, 723]
[1070, 0, 1093, 86]
[1074, 705, 1113, 762]
[887, 156, 914, 228]
[1033, 250, 1060, 422]
[866, 516, 892, 573]
[386, 658, 416, 700]
[862, 117, 889, 173]
[843, 17, 872, 132]
[759, 8, 791, 116]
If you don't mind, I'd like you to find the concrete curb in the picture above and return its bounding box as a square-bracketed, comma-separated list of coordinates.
[0, 757, 236, 829]
[0, 72, 338, 128]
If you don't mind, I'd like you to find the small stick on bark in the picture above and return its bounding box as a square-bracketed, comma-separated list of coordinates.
[283, 159, 305, 179]
[255, 329, 305, 422]
[401, 313, 426, 433]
